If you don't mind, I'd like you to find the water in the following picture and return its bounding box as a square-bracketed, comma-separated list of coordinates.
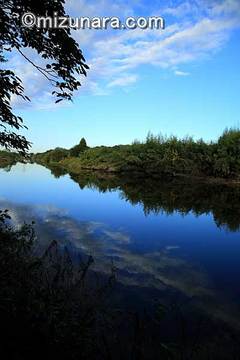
[1, 163, 240, 331]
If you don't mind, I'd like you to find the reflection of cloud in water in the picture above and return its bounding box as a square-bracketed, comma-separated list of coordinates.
[102, 230, 130, 244]
[1, 199, 240, 330]
[165, 245, 180, 251]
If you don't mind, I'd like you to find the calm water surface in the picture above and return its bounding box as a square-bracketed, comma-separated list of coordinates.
[1, 163, 240, 330]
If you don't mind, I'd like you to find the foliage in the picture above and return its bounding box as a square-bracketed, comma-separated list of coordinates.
[69, 137, 88, 157]
[0, 0, 89, 154]
[0, 213, 116, 359]
[34, 147, 69, 164]
[213, 128, 240, 177]
[34, 128, 240, 179]
[0, 149, 20, 168]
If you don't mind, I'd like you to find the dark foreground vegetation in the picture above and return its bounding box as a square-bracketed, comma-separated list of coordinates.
[1, 211, 240, 360]
[33, 128, 240, 181]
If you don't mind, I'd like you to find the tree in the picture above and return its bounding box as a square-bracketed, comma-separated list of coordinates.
[79, 137, 88, 152]
[215, 128, 240, 177]
[0, 0, 89, 155]
[49, 147, 68, 162]
[70, 137, 88, 157]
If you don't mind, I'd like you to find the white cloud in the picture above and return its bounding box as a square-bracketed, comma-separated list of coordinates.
[163, 1, 200, 18]
[107, 74, 138, 87]
[6, 0, 240, 110]
[174, 70, 190, 76]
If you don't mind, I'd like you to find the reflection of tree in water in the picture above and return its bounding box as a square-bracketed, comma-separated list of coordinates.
[68, 171, 240, 232]
[2, 165, 12, 172]
[48, 164, 68, 178]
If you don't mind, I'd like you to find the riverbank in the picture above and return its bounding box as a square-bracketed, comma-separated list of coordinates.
[1, 128, 240, 184]
[32, 129, 240, 181]
[0, 150, 20, 168]
[49, 159, 240, 186]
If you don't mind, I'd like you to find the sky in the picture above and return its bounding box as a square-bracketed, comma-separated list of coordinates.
[9, 0, 240, 152]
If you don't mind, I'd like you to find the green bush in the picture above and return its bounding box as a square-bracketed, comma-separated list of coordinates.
[33, 129, 240, 179]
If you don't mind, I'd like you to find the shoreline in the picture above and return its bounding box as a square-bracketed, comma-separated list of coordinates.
[33, 160, 240, 187]
[1, 157, 240, 186]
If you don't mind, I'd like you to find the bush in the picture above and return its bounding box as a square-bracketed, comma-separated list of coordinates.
[33, 129, 240, 179]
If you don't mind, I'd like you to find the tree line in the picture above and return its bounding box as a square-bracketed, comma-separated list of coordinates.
[33, 128, 240, 180]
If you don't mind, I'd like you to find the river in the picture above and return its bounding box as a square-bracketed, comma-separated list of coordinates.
[1, 162, 240, 334]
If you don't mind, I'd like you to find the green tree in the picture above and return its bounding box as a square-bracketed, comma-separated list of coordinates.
[49, 147, 68, 162]
[0, 0, 89, 154]
[70, 137, 88, 157]
[79, 137, 88, 152]
[214, 128, 240, 177]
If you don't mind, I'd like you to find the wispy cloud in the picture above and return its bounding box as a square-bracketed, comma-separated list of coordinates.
[7, 0, 240, 110]
[107, 74, 138, 87]
[174, 70, 190, 76]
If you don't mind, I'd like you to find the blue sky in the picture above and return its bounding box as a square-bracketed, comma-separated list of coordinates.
[10, 0, 240, 152]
